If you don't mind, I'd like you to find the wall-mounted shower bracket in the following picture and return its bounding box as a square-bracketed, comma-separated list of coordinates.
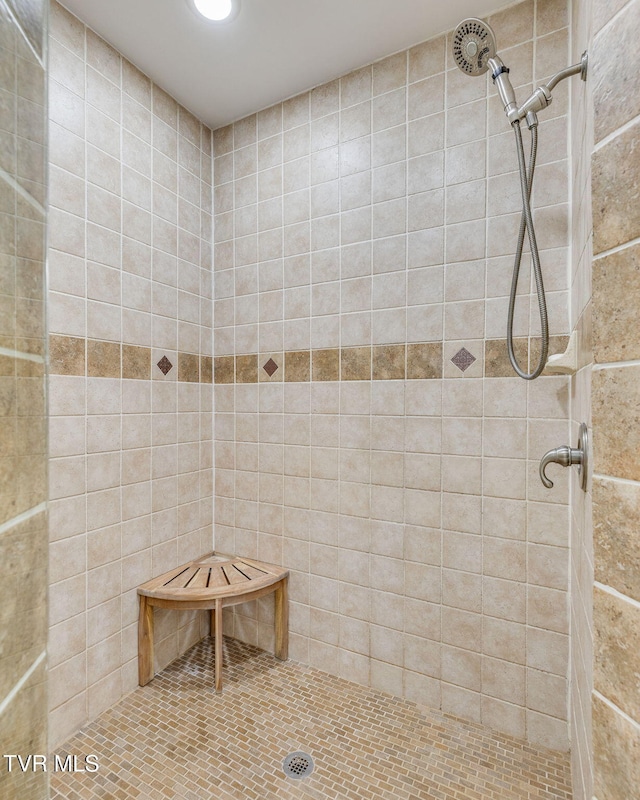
[539, 422, 589, 491]
[516, 51, 588, 122]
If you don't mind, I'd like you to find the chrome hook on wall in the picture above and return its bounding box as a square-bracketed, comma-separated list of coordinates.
[539, 423, 589, 491]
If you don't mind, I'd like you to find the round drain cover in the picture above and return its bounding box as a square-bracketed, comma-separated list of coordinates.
[282, 751, 314, 779]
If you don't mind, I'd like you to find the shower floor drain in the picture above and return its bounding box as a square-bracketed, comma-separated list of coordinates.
[282, 751, 314, 779]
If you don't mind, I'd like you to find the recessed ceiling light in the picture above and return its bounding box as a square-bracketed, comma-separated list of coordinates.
[193, 0, 235, 22]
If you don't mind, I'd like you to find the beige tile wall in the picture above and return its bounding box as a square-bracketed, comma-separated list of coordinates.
[568, 0, 594, 796]
[47, 1, 213, 748]
[213, 0, 573, 751]
[0, 0, 49, 797]
[590, 0, 640, 796]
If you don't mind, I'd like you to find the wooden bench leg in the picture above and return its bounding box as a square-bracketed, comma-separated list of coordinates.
[274, 578, 289, 661]
[138, 595, 154, 686]
[214, 599, 223, 692]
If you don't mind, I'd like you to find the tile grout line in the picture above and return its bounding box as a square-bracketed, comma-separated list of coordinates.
[0, 165, 46, 215]
[0, 650, 46, 717]
[3, 0, 44, 67]
[0, 502, 47, 540]
[592, 359, 640, 371]
[592, 471, 640, 487]
[594, 580, 640, 612]
[592, 233, 640, 260]
[592, 688, 640, 733]
[592, 109, 640, 153]
[0, 346, 45, 363]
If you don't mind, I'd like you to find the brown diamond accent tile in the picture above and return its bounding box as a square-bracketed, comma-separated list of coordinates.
[50, 637, 573, 800]
[263, 357, 279, 377]
[157, 355, 173, 375]
[451, 347, 476, 372]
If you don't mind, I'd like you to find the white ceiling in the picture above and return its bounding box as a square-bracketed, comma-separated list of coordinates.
[59, 0, 516, 130]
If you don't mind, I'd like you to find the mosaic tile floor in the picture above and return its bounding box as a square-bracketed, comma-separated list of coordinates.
[50, 637, 572, 800]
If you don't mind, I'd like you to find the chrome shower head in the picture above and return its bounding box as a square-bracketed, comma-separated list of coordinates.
[452, 18, 497, 76]
[453, 17, 518, 123]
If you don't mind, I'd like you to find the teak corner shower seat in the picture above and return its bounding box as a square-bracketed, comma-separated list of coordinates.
[137, 553, 289, 692]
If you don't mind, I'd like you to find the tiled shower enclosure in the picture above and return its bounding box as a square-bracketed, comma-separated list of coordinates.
[9, 0, 640, 797]
[212, 0, 573, 752]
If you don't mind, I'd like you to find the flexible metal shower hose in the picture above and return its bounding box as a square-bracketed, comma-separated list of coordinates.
[507, 120, 549, 380]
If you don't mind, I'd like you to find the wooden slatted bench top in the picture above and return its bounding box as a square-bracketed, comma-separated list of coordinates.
[138, 553, 289, 602]
[137, 552, 289, 692]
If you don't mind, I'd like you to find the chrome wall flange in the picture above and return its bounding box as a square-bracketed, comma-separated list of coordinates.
[576, 422, 589, 491]
[580, 51, 588, 81]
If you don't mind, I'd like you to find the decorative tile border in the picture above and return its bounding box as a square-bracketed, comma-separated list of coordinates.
[214, 343, 444, 384]
[484, 336, 569, 378]
[212, 337, 570, 383]
[259, 353, 283, 382]
[285, 351, 310, 382]
[341, 346, 372, 381]
[407, 343, 442, 380]
[50, 335, 569, 384]
[124, 345, 153, 379]
[49, 335, 213, 383]
[444, 341, 484, 379]
[48, 335, 85, 376]
[312, 349, 339, 381]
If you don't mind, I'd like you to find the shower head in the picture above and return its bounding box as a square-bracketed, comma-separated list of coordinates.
[453, 17, 519, 124]
[452, 18, 497, 76]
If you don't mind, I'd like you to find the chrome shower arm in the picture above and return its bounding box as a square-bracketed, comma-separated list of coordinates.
[546, 51, 588, 91]
[516, 51, 588, 121]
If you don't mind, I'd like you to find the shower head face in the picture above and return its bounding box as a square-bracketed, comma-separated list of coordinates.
[452, 18, 497, 76]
